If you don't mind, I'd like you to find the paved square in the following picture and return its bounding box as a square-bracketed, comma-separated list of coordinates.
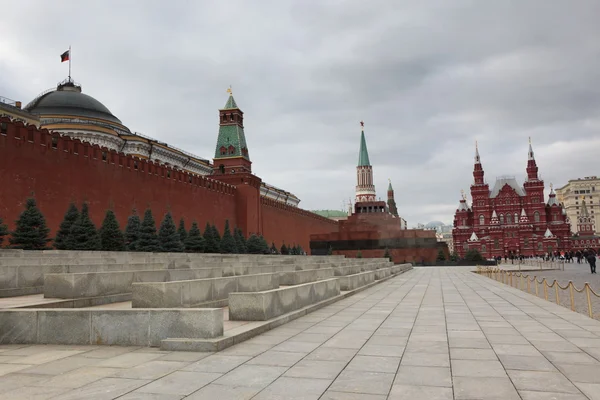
[2, 267, 600, 399]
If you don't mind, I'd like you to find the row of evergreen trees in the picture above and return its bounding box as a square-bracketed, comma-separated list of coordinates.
[0, 197, 306, 255]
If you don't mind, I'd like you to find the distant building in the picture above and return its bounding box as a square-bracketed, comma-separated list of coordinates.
[311, 210, 349, 221]
[452, 141, 571, 258]
[0, 96, 40, 127]
[555, 176, 600, 234]
[437, 232, 454, 254]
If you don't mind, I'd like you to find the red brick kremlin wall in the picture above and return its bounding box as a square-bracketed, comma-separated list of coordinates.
[0, 118, 337, 251]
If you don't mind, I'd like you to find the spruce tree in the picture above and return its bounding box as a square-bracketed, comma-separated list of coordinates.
[280, 243, 288, 255]
[246, 234, 262, 254]
[124, 209, 141, 251]
[436, 249, 446, 261]
[0, 217, 8, 247]
[212, 224, 221, 251]
[259, 235, 269, 254]
[327, 246, 333, 255]
[203, 222, 217, 253]
[68, 203, 100, 250]
[289, 245, 296, 255]
[158, 212, 184, 252]
[356, 250, 363, 258]
[137, 208, 160, 252]
[177, 218, 187, 244]
[54, 203, 79, 250]
[99, 209, 125, 251]
[219, 220, 238, 253]
[9, 198, 51, 250]
[270, 242, 278, 254]
[185, 222, 205, 252]
[297, 245, 305, 255]
[234, 228, 247, 254]
[384, 247, 392, 262]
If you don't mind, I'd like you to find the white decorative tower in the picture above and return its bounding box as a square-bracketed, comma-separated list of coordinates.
[355, 121, 377, 203]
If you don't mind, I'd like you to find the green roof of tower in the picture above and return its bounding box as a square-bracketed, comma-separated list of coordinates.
[388, 180, 393, 191]
[214, 124, 250, 160]
[223, 95, 238, 110]
[358, 130, 371, 166]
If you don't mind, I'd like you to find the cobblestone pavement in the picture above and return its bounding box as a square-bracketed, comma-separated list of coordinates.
[495, 262, 600, 320]
[2, 267, 600, 399]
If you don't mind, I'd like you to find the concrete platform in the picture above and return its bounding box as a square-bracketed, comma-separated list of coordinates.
[3, 267, 600, 399]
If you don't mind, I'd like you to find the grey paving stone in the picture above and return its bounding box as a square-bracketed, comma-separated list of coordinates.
[19, 355, 98, 375]
[573, 382, 600, 400]
[118, 393, 184, 400]
[271, 341, 321, 353]
[401, 352, 450, 367]
[80, 346, 140, 359]
[57, 377, 151, 400]
[246, 350, 306, 367]
[405, 341, 448, 354]
[96, 351, 164, 368]
[157, 352, 211, 362]
[214, 365, 287, 389]
[33, 366, 120, 388]
[393, 365, 452, 387]
[519, 391, 588, 400]
[498, 354, 557, 371]
[112, 360, 190, 380]
[219, 343, 272, 357]
[346, 355, 400, 373]
[5, 349, 83, 365]
[182, 355, 251, 373]
[542, 350, 600, 364]
[492, 344, 543, 356]
[451, 359, 507, 377]
[388, 384, 453, 400]
[289, 332, 333, 343]
[185, 383, 260, 399]
[365, 335, 408, 346]
[555, 363, 600, 383]
[330, 370, 394, 395]
[253, 377, 331, 399]
[304, 347, 357, 362]
[136, 371, 221, 396]
[450, 347, 498, 360]
[358, 344, 405, 357]
[449, 337, 491, 348]
[454, 376, 520, 400]
[0, 385, 69, 400]
[284, 359, 346, 379]
[507, 370, 581, 394]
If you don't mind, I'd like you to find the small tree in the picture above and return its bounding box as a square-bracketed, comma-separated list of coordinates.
[185, 221, 205, 253]
[124, 209, 141, 251]
[177, 218, 187, 244]
[327, 246, 333, 256]
[297, 245, 305, 255]
[280, 243, 288, 255]
[9, 198, 51, 250]
[67, 203, 100, 250]
[449, 252, 459, 262]
[0, 217, 8, 247]
[234, 228, 247, 254]
[158, 212, 184, 252]
[54, 203, 79, 250]
[436, 249, 446, 261]
[356, 250, 363, 259]
[464, 249, 484, 262]
[220, 220, 238, 254]
[259, 235, 269, 254]
[99, 209, 125, 251]
[212, 224, 221, 250]
[203, 222, 217, 253]
[270, 242, 278, 254]
[246, 234, 263, 254]
[384, 247, 392, 262]
[137, 208, 160, 252]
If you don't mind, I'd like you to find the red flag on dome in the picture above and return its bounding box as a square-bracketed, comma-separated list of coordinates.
[60, 50, 70, 63]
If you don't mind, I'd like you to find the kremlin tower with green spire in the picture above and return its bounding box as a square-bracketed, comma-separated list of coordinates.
[355, 121, 377, 203]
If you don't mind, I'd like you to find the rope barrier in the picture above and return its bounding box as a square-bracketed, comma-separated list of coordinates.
[475, 266, 599, 319]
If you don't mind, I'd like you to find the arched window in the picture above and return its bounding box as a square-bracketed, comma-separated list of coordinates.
[479, 215, 485, 225]
[482, 244, 487, 252]
[499, 214, 505, 224]
[515, 213, 519, 223]
[534, 211, 540, 223]
[230, 114, 234, 121]
[538, 242, 543, 251]
[220, 146, 227, 155]
[228, 145, 235, 155]
[506, 214, 512, 224]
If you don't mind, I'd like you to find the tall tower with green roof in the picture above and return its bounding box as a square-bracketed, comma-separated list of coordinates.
[213, 87, 251, 175]
[387, 179, 399, 217]
[355, 121, 377, 203]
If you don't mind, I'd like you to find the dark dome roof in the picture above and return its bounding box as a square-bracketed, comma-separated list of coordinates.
[25, 81, 122, 124]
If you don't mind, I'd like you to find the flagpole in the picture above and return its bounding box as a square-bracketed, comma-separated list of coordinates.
[68, 45, 72, 81]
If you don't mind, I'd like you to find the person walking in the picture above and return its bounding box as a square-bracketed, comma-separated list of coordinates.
[587, 252, 597, 274]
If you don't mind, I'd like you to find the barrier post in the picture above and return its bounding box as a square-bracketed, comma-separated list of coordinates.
[569, 283, 575, 311]
[544, 281, 548, 301]
[535, 280, 539, 297]
[586, 284, 593, 319]
[555, 283, 560, 305]
[527, 277, 531, 293]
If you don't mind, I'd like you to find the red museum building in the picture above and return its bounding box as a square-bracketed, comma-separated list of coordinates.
[452, 141, 571, 258]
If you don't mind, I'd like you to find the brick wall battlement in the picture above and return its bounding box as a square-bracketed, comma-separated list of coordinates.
[261, 197, 338, 227]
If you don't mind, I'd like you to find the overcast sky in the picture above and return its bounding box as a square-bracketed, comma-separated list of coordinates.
[1, 0, 599, 226]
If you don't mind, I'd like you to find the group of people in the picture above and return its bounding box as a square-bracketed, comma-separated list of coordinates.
[496, 249, 598, 274]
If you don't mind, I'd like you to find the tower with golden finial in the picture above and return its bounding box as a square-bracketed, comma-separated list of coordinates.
[355, 120, 377, 203]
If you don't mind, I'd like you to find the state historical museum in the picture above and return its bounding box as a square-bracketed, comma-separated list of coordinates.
[452, 142, 571, 258]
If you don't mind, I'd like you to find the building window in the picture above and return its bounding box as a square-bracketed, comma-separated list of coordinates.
[102, 151, 107, 162]
[0, 122, 7, 135]
[534, 211, 540, 222]
[463, 243, 468, 250]
[506, 214, 512, 224]
[524, 238, 529, 247]
[514, 213, 519, 223]
[499, 214, 505, 224]
[479, 215, 484, 225]
[494, 239, 499, 249]
[73, 143, 78, 154]
[538, 242, 543, 251]
[228, 145, 235, 155]
[481, 244, 486, 252]
[230, 114, 234, 121]
[51, 137, 58, 149]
